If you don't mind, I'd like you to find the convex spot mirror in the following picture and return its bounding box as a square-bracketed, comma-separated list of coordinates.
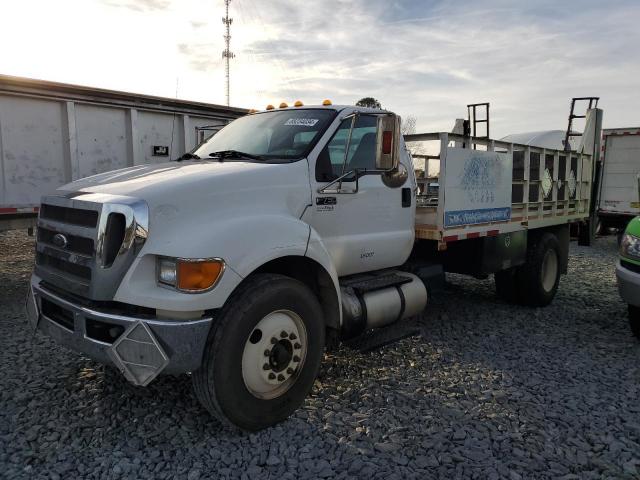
[376, 114, 401, 171]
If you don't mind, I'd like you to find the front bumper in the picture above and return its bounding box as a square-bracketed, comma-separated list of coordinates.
[26, 275, 213, 385]
[616, 260, 640, 307]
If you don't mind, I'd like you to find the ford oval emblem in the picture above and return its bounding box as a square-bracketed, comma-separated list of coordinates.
[52, 233, 68, 249]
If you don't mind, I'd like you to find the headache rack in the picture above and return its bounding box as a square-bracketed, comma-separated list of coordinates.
[405, 132, 595, 244]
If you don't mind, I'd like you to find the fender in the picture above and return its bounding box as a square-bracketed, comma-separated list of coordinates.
[305, 225, 343, 326]
[114, 214, 319, 312]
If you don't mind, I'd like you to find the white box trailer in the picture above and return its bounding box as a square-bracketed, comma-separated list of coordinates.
[0, 75, 247, 231]
[598, 127, 640, 230]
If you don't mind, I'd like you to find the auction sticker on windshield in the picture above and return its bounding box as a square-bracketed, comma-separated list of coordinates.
[284, 118, 319, 127]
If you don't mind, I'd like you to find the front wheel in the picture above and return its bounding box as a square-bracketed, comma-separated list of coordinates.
[192, 273, 325, 431]
[629, 305, 640, 339]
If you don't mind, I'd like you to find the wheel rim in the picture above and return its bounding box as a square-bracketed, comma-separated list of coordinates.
[241, 310, 307, 400]
[541, 249, 558, 292]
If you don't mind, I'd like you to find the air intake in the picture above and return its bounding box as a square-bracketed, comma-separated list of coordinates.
[102, 213, 126, 267]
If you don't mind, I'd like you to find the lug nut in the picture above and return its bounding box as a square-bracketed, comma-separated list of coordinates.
[264, 349, 270, 356]
[270, 337, 277, 344]
[280, 331, 288, 338]
[289, 333, 297, 340]
[277, 374, 285, 381]
[293, 355, 300, 362]
[294, 343, 301, 350]
[262, 363, 270, 371]
[268, 373, 276, 380]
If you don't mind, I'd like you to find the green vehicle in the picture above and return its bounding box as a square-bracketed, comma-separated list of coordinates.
[617, 216, 640, 338]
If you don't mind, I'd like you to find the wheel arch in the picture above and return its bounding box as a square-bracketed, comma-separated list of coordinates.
[238, 255, 341, 332]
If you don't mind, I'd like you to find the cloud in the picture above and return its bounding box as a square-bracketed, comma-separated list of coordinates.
[177, 43, 221, 73]
[228, 0, 640, 136]
[102, 0, 170, 12]
[4, 0, 637, 137]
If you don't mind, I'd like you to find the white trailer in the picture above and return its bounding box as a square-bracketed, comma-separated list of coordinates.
[0, 75, 247, 231]
[597, 127, 640, 230]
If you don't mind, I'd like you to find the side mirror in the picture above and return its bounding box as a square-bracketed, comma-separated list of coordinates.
[376, 114, 401, 170]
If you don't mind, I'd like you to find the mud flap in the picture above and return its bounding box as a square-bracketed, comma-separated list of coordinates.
[107, 321, 170, 386]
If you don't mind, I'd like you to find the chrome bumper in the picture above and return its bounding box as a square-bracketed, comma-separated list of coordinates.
[26, 275, 213, 385]
[616, 261, 640, 307]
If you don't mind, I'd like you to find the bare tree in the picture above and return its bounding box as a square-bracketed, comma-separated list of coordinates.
[401, 115, 417, 135]
[402, 115, 428, 159]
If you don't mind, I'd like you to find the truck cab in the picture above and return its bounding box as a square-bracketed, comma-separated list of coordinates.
[26, 103, 426, 430]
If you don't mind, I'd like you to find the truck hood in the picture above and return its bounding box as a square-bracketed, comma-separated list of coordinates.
[63, 160, 278, 198]
[58, 159, 312, 223]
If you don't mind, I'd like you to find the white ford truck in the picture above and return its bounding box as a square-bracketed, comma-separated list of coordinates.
[26, 102, 602, 430]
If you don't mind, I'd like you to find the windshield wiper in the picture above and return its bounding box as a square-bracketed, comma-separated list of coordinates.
[209, 150, 264, 161]
[176, 152, 200, 161]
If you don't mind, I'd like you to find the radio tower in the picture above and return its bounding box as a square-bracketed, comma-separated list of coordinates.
[222, 0, 234, 106]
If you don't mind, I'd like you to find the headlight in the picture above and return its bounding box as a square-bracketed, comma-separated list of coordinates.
[158, 258, 178, 285]
[157, 257, 225, 292]
[621, 233, 640, 260]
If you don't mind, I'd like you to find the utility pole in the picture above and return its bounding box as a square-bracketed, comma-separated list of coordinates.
[222, 0, 234, 106]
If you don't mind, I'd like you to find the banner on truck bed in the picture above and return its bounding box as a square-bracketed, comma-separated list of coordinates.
[444, 148, 512, 227]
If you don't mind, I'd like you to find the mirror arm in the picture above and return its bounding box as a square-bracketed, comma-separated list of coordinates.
[338, 113, 358, 191]
[318, 169, 360, 194]
[317, 168, 393, 195]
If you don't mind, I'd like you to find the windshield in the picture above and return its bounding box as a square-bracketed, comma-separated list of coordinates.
[194, 109, 337, 161]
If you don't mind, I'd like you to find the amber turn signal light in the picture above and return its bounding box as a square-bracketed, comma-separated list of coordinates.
[177, 259, 224, 292]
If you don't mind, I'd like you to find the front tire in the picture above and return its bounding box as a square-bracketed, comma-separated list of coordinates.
[193, 273, 325, 431]
[629, 305, 640, 339]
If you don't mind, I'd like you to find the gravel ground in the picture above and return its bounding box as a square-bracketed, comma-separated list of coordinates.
[1, 229, 639, 480]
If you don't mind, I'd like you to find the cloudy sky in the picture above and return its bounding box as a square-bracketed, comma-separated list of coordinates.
[2, 0, 639, 137]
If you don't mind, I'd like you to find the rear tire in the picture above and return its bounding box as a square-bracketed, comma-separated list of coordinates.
[192, 273, 325, 431]
[517, 233, 561, 307]
[629, 305, 640, 339]
[495, 267, 520, 303]
[578, 219, 594, 246]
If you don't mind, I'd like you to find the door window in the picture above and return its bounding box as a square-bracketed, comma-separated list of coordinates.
[316, 115, 377, 181]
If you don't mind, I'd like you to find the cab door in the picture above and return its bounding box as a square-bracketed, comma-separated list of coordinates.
[309, 113, 415, 277]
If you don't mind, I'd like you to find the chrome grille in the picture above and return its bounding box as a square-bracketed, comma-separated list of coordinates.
[36, 251, 92, 281]
[34, 193, 148, 300]
[37, 226, 94, 256]
[40, 203, 99, 227]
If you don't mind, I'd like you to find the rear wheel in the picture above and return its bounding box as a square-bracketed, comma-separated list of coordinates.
[193, 273, 325, 431]
[517, 233, 561, 307]
[629, 305, 640, 339]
